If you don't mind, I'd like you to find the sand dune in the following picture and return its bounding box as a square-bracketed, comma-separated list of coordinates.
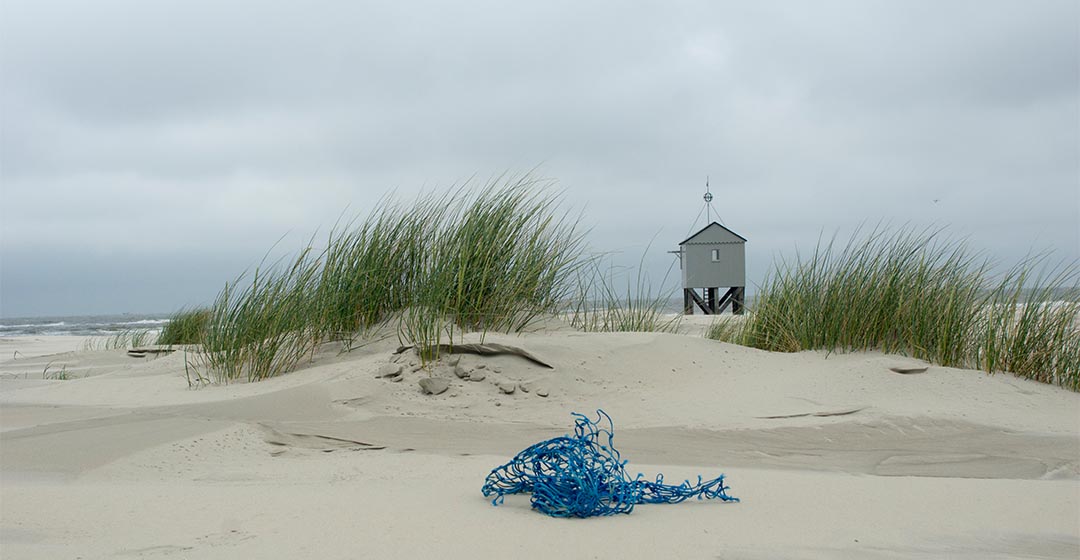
[1, 329, 1077, 559]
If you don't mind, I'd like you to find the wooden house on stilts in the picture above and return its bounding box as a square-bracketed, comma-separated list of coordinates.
[672, 181, 747, 315]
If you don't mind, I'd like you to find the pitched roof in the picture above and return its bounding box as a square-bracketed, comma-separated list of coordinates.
[678, 221, 747, 245]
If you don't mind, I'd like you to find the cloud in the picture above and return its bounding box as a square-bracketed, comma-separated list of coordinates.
[2, 0, 1077, 317]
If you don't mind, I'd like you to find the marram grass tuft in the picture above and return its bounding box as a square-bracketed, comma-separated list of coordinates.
[708, 227, 1080, 390]
[190, 174, 589, 382]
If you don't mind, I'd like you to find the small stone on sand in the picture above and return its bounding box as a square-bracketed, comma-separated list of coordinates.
[375, 364, 403, 378]
[467, 371, 486, 382]
[418, 377, 450, 395]
[498, 381, 516, 394]
[535, 388, 549, 398]
[454, 364, 470, 379]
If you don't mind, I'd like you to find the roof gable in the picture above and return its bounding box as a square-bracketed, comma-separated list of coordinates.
[679, 222, 747, 245]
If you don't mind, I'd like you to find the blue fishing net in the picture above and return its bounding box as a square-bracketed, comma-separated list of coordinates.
[482, 410, 738, 517]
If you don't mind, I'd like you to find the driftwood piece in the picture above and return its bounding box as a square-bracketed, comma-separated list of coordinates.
[394, 343, 553, 369]
[130, 347, 179, 353]
[127, 347, 178, 358]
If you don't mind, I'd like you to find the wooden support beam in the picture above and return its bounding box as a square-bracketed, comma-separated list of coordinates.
[685, 288, 711, 314]
[684, 286, 745, 315]
[715, 288, 735, 313]
[732, 287, 745, 315]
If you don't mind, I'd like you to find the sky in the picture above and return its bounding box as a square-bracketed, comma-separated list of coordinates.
[1, 0, 1077, 318]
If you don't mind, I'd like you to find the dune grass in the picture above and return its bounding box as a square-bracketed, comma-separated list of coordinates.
[84, 329, 154, 351]
[198, 248, 322, 383]
[975, 267, 1080, 386]
[157, 308, 210, 346]
[189, 175, 587, 382]
[313, 194, 440, 339]
[424, 183, 586, 341]
[567, 251, 682, 334]
[42, 361, 70, 380]
[707, 227, 1080, 390]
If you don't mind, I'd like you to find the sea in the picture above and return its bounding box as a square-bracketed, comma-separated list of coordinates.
[0, 313, 172, 337]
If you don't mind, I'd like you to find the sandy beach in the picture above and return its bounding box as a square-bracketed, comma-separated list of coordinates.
[0, 322, 1076, 560]
[4, 0, 1078, 556]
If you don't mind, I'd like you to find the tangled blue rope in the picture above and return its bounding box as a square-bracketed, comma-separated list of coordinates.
[482, 410, 738, 517]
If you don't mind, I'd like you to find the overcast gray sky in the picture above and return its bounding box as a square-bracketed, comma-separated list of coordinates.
[2, 0, 1077, 318]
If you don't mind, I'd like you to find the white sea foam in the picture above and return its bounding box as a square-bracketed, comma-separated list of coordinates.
[0, 314, 171, 336]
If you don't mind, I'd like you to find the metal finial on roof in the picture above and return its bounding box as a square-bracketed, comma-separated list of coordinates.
[684, 176, 723, 239]
[704, 177, 715, 224]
